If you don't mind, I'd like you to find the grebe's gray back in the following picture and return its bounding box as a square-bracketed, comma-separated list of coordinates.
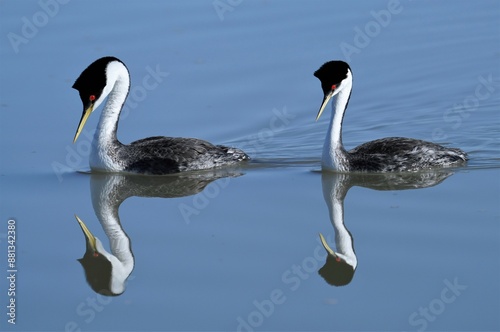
[314, 61, 467, 173]
[72, 56, 249, 175]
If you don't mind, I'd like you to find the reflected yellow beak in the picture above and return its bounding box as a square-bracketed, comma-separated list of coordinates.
[73, 105, 93, 143]
[319, 233, 338, 258]
[315, 91, 334, 121]
[75, 215, 97, 252]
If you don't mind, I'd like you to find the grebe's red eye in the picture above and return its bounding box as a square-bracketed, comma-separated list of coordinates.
[93, 252, 99, 257]
[331, 84, 337, 91]
[335, 256, 341, 262]
[89, 95, 96, 102]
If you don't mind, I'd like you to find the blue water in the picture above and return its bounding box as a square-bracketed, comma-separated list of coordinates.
[1, 1, 499, 331]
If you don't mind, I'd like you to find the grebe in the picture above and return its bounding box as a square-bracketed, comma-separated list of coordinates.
[314, 61, 468, 172]
[317, 170, 453, 286]
[75, 170, 239, 295]
[76, 215, 133, 296]
[318, 172, 357, 286]
[72, 56, 249, 175]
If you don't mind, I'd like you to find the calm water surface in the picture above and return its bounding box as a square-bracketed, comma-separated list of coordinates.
[1, 1, 499, 331]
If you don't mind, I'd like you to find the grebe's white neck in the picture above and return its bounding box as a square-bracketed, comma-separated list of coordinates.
[320, 172, 357, 269]
[90, 175, 134, 294]
[322, 70, 352, 172]
[90, 61, 130, 171]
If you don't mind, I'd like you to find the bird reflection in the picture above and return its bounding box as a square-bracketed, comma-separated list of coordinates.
[75, 169, 242, 296]
[76, 215, 131, 296]
[317, 170, 454, 286]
